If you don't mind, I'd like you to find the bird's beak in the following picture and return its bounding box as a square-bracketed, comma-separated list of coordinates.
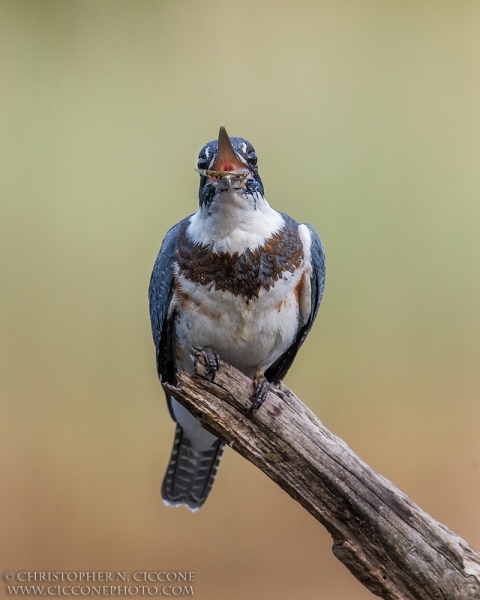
[211, 126, 246, 172]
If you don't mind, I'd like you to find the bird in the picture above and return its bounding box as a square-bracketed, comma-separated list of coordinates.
[149, 126, 325, 511]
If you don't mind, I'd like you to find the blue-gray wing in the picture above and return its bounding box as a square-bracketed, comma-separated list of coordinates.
[265, 223, 325, 383]
[148, 219, 186, 384]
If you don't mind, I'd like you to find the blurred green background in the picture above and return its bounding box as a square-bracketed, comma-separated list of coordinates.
[1, 1, 480, 598]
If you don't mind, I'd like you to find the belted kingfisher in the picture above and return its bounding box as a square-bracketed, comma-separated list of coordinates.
[149, 126, 325, 511]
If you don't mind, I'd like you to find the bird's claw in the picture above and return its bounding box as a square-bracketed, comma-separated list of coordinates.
[202, 348, 220, 382]
[249, 371, 270, 414]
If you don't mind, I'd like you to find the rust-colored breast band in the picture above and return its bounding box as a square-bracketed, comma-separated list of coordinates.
[176, 216, 304, 300]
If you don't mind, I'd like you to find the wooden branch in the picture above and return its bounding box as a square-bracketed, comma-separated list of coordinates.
[164, 352, 480, 600]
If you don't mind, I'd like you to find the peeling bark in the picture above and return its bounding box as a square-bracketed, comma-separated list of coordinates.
[164, 352, 480, 600]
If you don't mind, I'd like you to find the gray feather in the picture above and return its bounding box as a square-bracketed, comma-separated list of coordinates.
[162, 426, 225, 511]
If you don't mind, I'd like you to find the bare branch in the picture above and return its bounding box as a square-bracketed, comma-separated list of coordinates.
[164, 352, 480, 600]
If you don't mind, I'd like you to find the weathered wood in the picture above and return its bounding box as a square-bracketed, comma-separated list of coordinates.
[164, 352, 480, 600]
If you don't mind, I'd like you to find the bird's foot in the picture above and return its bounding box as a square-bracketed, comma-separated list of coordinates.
[249, 370, 270, 414]
[202, 348, 220, 382]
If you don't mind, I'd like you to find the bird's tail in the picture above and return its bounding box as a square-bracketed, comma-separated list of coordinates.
[161, 424, 225, 511]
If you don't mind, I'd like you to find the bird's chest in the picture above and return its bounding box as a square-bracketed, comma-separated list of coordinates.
[172, 236, 305, 376]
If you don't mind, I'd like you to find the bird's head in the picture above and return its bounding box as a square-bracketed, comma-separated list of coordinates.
[196, 126, 264, 207]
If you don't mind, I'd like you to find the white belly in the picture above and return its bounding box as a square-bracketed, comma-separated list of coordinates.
[173, 268, 304, 378]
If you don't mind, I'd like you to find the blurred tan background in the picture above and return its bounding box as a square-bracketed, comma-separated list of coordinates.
[1, 1, 480, 598]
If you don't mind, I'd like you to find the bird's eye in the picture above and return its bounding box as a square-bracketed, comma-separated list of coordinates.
[247, 151, 257, 165]
[197, 156, 208, 169]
